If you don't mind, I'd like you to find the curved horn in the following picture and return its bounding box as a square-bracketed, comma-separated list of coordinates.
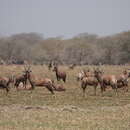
[27, 64, 31, 71]
[24, 65, 27, 71]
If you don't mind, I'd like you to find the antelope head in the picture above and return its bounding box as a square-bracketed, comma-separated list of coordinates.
[53, 65, 58, 72]
[23, 64, 32, 79]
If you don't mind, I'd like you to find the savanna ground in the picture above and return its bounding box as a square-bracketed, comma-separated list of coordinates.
[0, 65, 130, 130]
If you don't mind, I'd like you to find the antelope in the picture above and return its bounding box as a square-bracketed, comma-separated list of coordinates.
[94, 69, 118, 96]
[77, 69, 94, 81]
[0, 76, 13, 95]
[76, 69, 98, 97]
[14, 65, 34, 90]
[116, 70, 130, 91]
[81, 76, 98, 97]
[77, 71, 85, 81]
[34, 78, 66, 93]
[53, 66, 66, 83]
[53, 84, 66, 91]
[33, 78, 55, 94]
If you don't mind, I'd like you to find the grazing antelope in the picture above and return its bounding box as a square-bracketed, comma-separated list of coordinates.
[0, 76, 13, 95]
[53, 66, 67, 83]
[94, 69, 118, 96]
[14, 65, 34, 90]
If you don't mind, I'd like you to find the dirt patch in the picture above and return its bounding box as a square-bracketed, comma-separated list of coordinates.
[0, 104, 130, 113]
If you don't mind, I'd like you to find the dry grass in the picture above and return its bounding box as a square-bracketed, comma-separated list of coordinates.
[0, 65, 130, 130]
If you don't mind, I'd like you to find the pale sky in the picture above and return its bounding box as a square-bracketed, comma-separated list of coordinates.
[0, 0, 130, 38]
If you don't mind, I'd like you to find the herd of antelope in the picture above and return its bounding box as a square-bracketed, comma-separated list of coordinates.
[0, 63, 130, 98]
[0, 64, 66, 95]
[77, 68, 130, 97]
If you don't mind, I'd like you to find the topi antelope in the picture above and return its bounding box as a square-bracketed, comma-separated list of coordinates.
[14, 65, 34, 90]
[94, 69, 118, 96]
[77, 71, 85, 81]
[53, 66, 67, 83]
[0, 76, 13, 95]
[33, 78, 55, 94]
[77, 69, 94, 81]
[116, 70, 130, 91]
[53, 84, 66, 91]
[81, 76, 98, 97]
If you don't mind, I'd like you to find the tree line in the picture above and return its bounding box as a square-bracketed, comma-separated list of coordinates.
[0, 31, 130, 65]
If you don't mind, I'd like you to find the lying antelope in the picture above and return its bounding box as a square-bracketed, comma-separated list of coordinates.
[53, 84, 66, 91]
[33, 78, 55, 94]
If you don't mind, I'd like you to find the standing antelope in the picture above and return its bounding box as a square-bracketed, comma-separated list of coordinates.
[81, 76, 99, 97]
[116, 70, 130, 91]
[53, 66, 67, 83]
[0, 76, 13, 95]
[94, 69, 118, 96]
[14, 65, 34, 90]
[78, 69, 99, 97]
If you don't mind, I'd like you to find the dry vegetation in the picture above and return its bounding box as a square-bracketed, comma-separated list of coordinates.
[0, 31, 130, 65]
[0, 65, 130, 130]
